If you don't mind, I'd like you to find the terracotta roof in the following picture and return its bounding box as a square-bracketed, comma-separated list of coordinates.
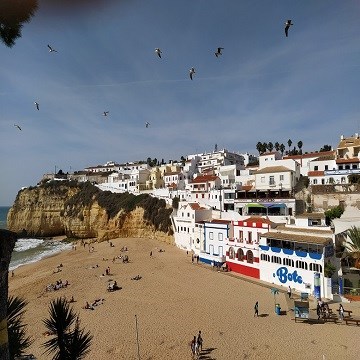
[241, 185, 253, 191]
[337, 136, 360, 149]
[311, 155, 336, 161]
[191, 175, 219, 183]
[261, 231, 331, 245]
[308, 170, 324, 177]
[296, 213, 325, 219]
[284, 151, 335, 160]
[207, 219, 231, 225]
[255, 166, 292, 174]
[275, 224, 332, 235]
[336, 158, 360, 164]
[188, 203, 206, 210]
[242, 216, 273, 225]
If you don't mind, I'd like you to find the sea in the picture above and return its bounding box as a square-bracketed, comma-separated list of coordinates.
[0, 206, 72, 270]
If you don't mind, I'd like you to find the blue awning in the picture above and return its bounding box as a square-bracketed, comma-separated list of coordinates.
[267, 203, 287, 208]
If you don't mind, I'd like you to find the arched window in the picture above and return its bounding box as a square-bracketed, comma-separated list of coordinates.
[247, 250, 254, 264]
[237, 248, 244, 261]
[229, 247, 235, 259]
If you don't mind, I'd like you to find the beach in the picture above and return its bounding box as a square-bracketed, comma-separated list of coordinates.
[8, 237, 360, 360]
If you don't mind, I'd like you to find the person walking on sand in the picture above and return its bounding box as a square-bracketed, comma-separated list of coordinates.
[338, 304, 344, 321]
[287, 286, 292, 299]
[254, 301, 259, 317]
[197, 330, 203, 352]
[150, 251, 152, 257]
[190, 336, 196, 358]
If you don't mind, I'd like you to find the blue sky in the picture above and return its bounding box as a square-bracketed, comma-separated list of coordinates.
[1, 0, 360, 205]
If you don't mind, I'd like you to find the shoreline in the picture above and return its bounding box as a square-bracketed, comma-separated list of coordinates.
[8, 236, 360, 360]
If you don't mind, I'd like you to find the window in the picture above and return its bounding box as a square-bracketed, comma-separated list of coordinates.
[353, 164, 358, 169]
[247, 250, 254, 264]
[296, 260, 308, 270]
[187, 213, 190, 217]
[271, 256, 282, 264]
[261, 254, 270, 262]
[209, 232, 213, 240]
[283, 258, 294, 267]
[338, 165, 343, 170]
[228, 247, 235, 259]
[269, 176, 275, 185]
[256, 233, 261, 244]
[248, 231, 252, 244]
[239, 230, 243, 242]
[325, 165, 328, 170]
[237, 248, 244, 261]
[313, 179, 318, 185]
[261, 176, 265, 183]
[218, 233, 223, 241]
[310, 263, 322, 273]
[280, 175, 284, 181]
[314, 166, 318, 171]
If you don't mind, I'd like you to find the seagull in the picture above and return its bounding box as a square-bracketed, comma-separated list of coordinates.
[102, 111, 109, 116]
[47, 44, 57, 52]
[189, 67, 196, 80]
[14, 124, 22, 131]
[155, 48, 162, 58]
[215, 47, 224, 57]
[145, 122, 150, 128]
[34, 101, 40, 110]
[284, 20, 293, 37]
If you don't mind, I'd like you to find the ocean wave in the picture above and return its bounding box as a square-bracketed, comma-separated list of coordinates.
[14, 238, 44, 252]
[10, 240, 72, 271]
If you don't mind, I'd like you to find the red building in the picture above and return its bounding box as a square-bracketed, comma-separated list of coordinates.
[226, 217, 273, 279]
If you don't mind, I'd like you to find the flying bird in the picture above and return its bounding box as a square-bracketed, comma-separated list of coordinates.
[189, 67, 196, 80]
[215, 47, 224, 57]
[155, 48, 162, 58]
[47, 44, 57, 52]
[145, 122, 150, 128]
[284, 20, 293, 37]
[14, 124, 22, 131]
[34, 101, 40, 110]
[102, 111, 109, 116]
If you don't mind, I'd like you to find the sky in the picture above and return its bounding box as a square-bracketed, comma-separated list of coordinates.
[1, 0, 360, 205]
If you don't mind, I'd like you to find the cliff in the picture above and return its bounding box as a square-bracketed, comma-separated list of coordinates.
[7, 181, 174, 243]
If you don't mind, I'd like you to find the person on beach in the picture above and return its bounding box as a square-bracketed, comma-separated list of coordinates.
[316, 303, 321, 320]
[150, 251, 152, 257]
[190, 336, 196, 357]
[197, 330, 203, 352]
[254, 301, 259, 317]
[287, 286, 292, 299]
[191, 255, 194, 264]
[338, 304, 344, 321]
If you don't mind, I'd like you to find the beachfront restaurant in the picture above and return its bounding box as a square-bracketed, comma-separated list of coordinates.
[258, 231, 335, 299]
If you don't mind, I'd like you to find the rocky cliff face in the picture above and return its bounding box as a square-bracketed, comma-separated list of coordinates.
[7, 181, 174, 243]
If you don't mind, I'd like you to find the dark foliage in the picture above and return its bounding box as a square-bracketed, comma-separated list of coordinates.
[0, 0, 38, 47]
[7, 296, 32, 359]
[43, 297, 92, 360]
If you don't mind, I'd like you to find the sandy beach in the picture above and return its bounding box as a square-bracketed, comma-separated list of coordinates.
[8, 237, 360, 360]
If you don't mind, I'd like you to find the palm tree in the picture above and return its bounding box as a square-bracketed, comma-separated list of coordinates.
[43, 297, 92, 360]
[344, 226, 360, 269]
[279, 143, 285, 156]
[7, 296, 32, 359]
[287, 139, 292, 152]
[274, 142, 280, 152]
[256, 142, 263, 155]
[267, 142, 274, 152]
[297, 141, 303, 154]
